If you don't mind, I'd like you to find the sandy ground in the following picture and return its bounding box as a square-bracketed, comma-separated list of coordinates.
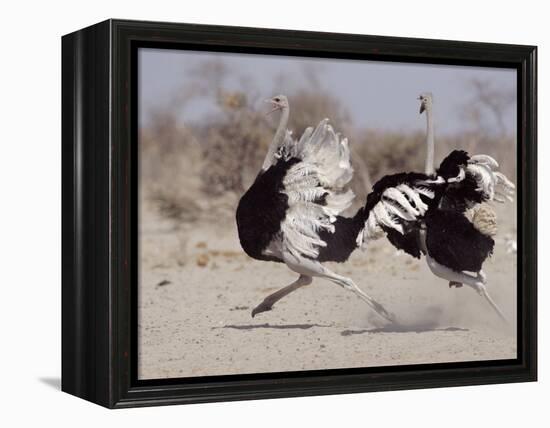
[138, 202, 517, 380]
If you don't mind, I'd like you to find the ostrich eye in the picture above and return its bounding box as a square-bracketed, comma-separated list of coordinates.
[274, 97, 280, 102]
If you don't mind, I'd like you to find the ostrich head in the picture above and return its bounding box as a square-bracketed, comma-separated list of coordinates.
[418, 92, 433, 114]
[266, 95, 289, 115]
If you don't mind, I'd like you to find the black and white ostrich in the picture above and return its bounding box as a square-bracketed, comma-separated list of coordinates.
[357, 93, 516, 321]
[236, 95, 394, 321]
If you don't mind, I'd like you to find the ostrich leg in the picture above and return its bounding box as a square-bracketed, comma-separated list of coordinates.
[251, 275, 312, 317]
[418, 230, 507, 323]
[322, 269, 396, 323]
[282, 255, 395, 323]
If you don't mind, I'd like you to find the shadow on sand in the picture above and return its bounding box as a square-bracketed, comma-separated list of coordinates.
[341, 322, 468, 336]
[216, 321, 468, 334]
[216, 323, 333, 331]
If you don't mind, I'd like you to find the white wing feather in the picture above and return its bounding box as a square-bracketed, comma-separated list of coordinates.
[383, 188, 420, 217]
[274, 119, 355, 259]
[466, 154, 515, 204]
[373, 203, 402, 231]
[397, 184, 429, 213]
[384, 200, 418, 222]
[470, 154, 499, 169]
[357, 181, 435, 248]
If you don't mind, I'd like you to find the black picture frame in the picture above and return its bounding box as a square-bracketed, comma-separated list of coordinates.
[62, 19, 537, 408]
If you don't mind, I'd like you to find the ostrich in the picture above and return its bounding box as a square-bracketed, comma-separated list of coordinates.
[419, 93, 515, 318]
[236, 95, 394, 321]
[356, 93, 515, 321]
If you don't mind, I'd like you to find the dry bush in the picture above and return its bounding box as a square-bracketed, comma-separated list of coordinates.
[354, 129, 516, 184]
[139, 110, 203, 223]
[200, 92, 272, 196]
[287, 90, 352, 137]
[355, 130, 426, 182]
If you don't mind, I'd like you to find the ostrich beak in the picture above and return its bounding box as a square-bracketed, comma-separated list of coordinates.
[419, 103, 425, 114]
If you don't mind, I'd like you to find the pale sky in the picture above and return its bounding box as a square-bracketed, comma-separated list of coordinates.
[139, 47, 517, 136]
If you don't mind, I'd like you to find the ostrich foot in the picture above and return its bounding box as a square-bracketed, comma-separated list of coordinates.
[372, 302, 397, 324]
[423, 253, 507, 323]
[471, 282, 508, 324]
[251, 275, 312, 318]
[449, 281, 463, 288]
[251, 302, 273, 318]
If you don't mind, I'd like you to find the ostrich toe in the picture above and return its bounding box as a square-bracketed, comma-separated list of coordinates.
[251, 302, 273, 318]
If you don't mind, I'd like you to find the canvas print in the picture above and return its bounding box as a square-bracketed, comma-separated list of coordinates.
[137, 48, 517, 380]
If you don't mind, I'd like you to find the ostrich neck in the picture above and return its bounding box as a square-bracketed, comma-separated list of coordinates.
[261, 107, 289, 171]
[424, 107, 435, 175]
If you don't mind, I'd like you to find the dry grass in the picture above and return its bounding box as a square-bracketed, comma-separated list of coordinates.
[200, 102, 272, 196]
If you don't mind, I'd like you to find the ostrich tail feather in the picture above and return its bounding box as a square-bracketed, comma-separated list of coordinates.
[467, 204, 498, 237]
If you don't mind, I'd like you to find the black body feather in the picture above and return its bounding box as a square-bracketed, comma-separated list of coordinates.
[436, 150, 487, 213]
[429, 151, 494, 270]
[384, 228, 422, 259]
[424, 209, 494, 272]
[437, 150, 469, 179]
[438, 175, 485, 213]
[316, 211, 365, 263]
[236, 158, 299, 263]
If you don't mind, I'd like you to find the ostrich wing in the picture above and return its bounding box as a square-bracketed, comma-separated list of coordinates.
[279, 119, 355, 260]
[356, 172, 436, 251]
[438, 151, 516, 213]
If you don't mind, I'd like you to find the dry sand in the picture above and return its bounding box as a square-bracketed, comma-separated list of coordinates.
[138, 202, 517, 380]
